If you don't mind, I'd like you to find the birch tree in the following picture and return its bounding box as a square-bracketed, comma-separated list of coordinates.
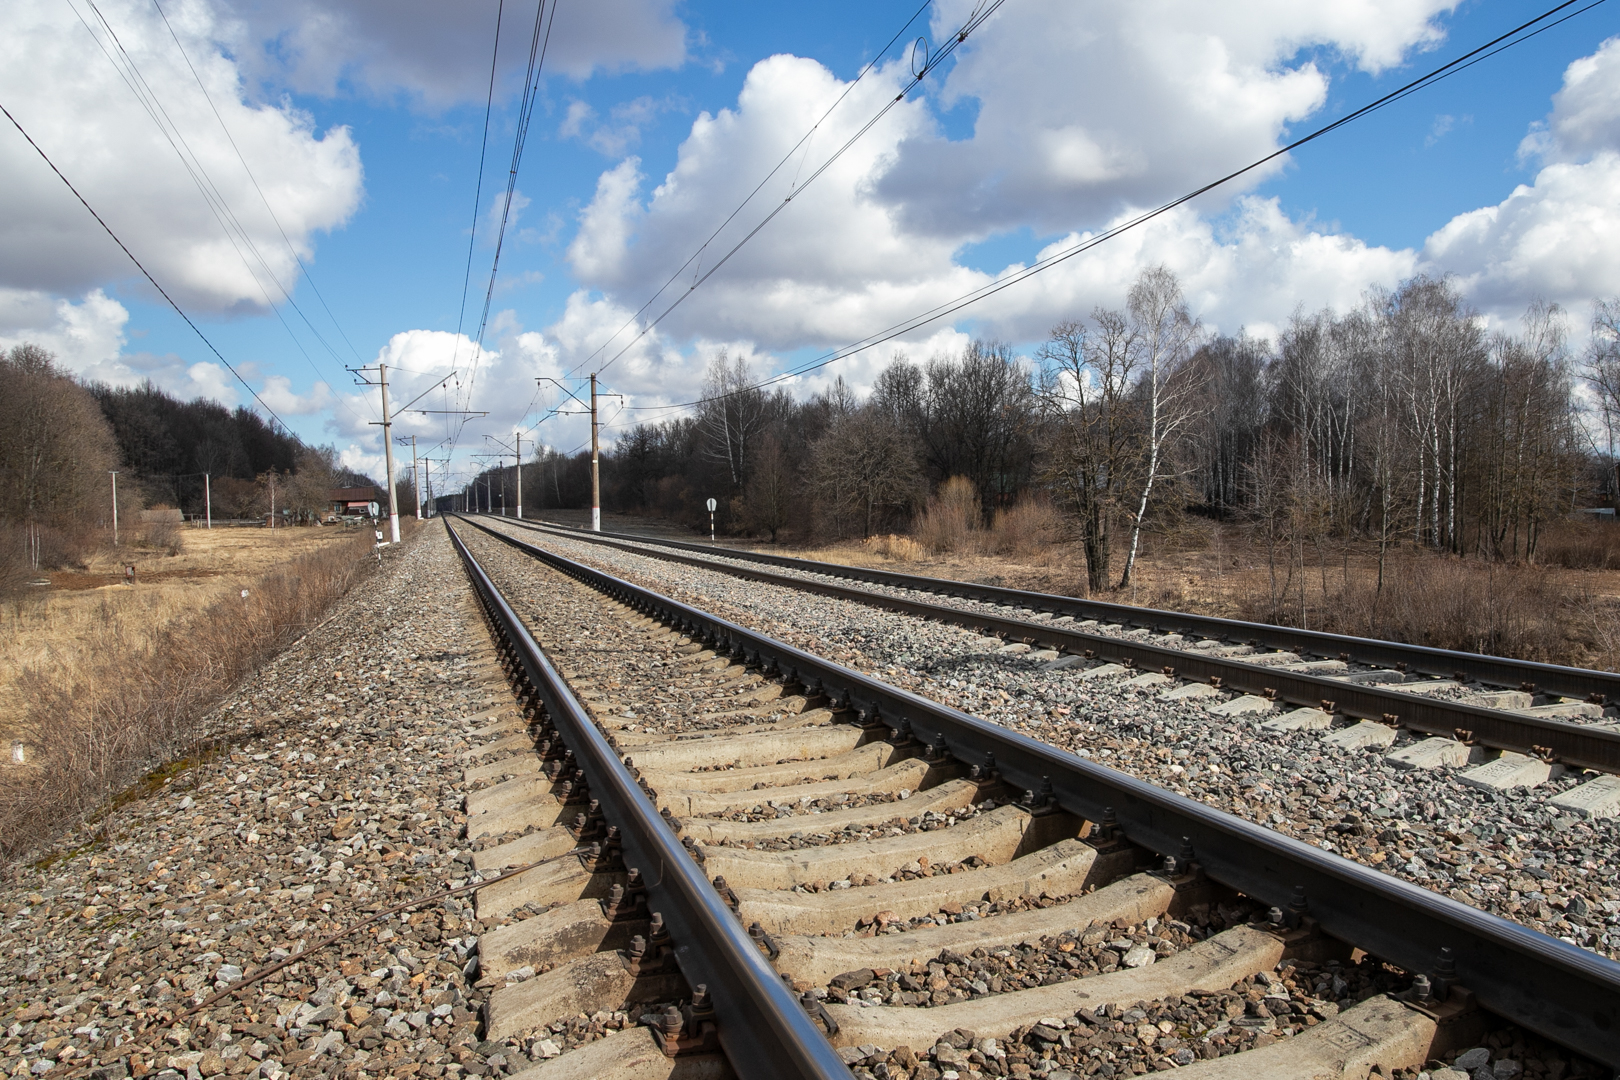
[1119, 266, 1204, 588]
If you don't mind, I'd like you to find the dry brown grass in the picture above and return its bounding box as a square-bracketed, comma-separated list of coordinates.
[0, 523, 373, 739]
[913, 477, 983, 554]
[0, 522, 392, 864]
[988, 496, 1063, 556]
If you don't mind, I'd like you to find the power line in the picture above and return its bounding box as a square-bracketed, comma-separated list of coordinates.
[591, 0, 1009, 380]
[562, 0, 936, 382]
[448, 0, 506, 381]
[455, 0, 561, 436]
[148, 0, 374, 380]
[69, 0, 370, 424]
[1, 100, 296, 436]
[616, 0, 1607, 423]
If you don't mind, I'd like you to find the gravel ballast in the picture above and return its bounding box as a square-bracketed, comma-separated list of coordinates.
[477, 521, 1620, 962]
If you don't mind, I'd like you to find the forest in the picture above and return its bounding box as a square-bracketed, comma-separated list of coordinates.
[472, 270, 1620, 598]
[0, 344, 382, 580]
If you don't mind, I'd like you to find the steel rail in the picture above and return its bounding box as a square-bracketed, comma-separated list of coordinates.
[515, 516, 1620, 706]
[458, 514, 1620, 1066]
[484, 517, 1620, 774]
[444, 520, 848, 1080]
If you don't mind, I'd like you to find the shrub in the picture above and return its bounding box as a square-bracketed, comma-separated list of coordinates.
[863, 534, 926, 562]
[143, 519, 183, 556]
[989, 496, 1062, 556]
[1535, 520, 1620, 570]
[913, 476, 982, 554]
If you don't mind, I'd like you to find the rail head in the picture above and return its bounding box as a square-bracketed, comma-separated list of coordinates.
[458, 514, 1620, 1068]
[445, 519, 848, 1080]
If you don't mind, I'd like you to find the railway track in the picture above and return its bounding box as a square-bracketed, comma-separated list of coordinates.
[445, 517, 1620, 1080]
[488, 516, 1620, 780]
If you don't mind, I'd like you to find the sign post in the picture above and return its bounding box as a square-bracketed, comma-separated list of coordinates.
[707, 497, 717, 542]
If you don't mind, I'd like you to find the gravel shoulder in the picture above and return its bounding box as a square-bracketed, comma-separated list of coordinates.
[1, 527, 527, 1080]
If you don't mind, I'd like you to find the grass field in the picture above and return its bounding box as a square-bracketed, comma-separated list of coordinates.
[0, 522, 375, 749]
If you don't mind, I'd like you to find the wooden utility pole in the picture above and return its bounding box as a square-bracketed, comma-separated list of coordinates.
[590, 373, 601, 532]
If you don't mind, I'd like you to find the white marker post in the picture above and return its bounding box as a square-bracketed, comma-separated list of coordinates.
[707, 497, 717, 542]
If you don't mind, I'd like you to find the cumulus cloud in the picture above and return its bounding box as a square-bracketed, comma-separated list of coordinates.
[0, 0, 362, 315]
[566, 54, 959, 349]
[1521, 36, 1620, 163]
[562, 33, 1441, 359]
[0, 286, 245, 402]
[260, 374, 335, 415]
[560, 95, 681, 156]
[1422, 36, 1620, 324]
[217, 0, 687, 108]
[875, 0, 1457, 241]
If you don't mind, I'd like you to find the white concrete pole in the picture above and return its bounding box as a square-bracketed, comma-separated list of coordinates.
[515, 431, 523, 520]
[590, 373, 601, 532]
[379, 363, 401, 544]
[411, 435, 421, 520]
[110, 471, 119, 546]
[204, 473, 212, 529]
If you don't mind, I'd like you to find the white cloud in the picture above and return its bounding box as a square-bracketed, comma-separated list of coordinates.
[0, 285, 246, 401]
[561, 95, 680, 156]
[1521, 36, 1620, 163]
[0, 0, 362, 315]
[1422, 37, 1620, 325]
[260, 374, 335, 415]
[875, 0, 1457, 241]
[562, 37, 1438, 359]
[566, 54, 952, 349]
[217, 0, 687, 108]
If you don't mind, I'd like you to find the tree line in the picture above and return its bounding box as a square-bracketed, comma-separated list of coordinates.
[481, 269, 1620, 594]
[0, 344, 384, 576]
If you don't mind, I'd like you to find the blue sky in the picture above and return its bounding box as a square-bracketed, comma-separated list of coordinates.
[5, 0, 1620, 491]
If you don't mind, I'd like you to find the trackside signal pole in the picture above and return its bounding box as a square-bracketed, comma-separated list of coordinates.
[590, 373, 601, 532]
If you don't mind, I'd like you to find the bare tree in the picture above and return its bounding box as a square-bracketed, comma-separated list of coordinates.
[742, 434, 794, 542]
[1119, 266, 1205, 588]
[1586, 299, 1620, 504]
[810, 408, 925, 538]
[697, 351, 770, 492]
[0, 344, 120, 531]
[1036, 314, 1139, 592]
[916, 342, 1036, 517]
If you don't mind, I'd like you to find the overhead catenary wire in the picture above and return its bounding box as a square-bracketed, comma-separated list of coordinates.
[447, 0, 507, 385]
[148, 0, 377, 421]
[1, 100, 296, 437]
[452, 0, 561, 449]
[613, 0, 1607, 423]
[590, 0, 1008, 381]
[561, 0, 936, 382]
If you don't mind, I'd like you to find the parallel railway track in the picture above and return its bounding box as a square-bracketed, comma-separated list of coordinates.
[445, 516, 1620, 1079]
[488, 516, 1620, 776]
